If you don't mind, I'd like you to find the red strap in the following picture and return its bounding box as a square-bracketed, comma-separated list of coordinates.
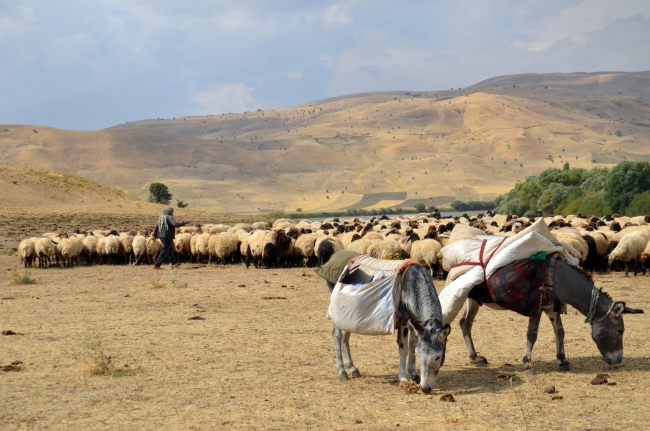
[398, 258, 419, 274]
[449, 237, 509, 283]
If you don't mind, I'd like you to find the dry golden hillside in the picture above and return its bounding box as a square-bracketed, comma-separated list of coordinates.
[2, 71, 650, 213]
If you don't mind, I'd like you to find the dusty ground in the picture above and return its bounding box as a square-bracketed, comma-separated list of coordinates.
[1, 255, 649, 430]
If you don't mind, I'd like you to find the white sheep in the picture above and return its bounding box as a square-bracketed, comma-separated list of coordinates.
[34, 237, 55, 268]
[367, 239, 401, 260]
[18, 238, 36, 268]
[410, 239, 443, 277]
[552, 228, 588, 264]
[608, 230, 650, 274]
[208, 232, 238, 264]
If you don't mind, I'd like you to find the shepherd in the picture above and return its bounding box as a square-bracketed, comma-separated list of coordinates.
[152, 206, 188, 269]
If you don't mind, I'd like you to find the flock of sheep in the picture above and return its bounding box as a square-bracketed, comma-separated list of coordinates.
[16, 212, 650, 276]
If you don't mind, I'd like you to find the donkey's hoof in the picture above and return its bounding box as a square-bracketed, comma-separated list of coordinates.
[524, 368, 535, 376]
[559, 363, 572, 372]
[472, 356, 488, 366]
[350, 369, 361, 378]
[339, 373, 349, 382]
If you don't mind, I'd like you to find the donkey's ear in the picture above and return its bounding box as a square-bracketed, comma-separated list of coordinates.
[612, 302, 626, 317]
[407, 320, 424, 337]
[437, 324, 451, 342]
[622, 306, 644, 314]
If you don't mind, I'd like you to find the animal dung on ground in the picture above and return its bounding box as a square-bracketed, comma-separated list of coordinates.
[188, 316, 205, 320]
[551, 395, 563, 400]
[398, 380, 419, 394]
[590, 373, 610, 385]
[1, 361, 23, 372]
[261, 296, 287, 300]
[497, 374, 516, 381]
[2, 330, 24, 336]
[238, 284, 245, 287]
[439, 393, 455, 402]
[544, 385, 556, 394]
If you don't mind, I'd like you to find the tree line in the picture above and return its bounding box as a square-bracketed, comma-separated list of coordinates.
[495, 161, 650, 217]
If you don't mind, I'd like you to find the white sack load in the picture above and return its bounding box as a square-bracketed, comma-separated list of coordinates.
[328, 274, 402, 335]
[328, 255, 408, 335]
[438, 218, 581, 325]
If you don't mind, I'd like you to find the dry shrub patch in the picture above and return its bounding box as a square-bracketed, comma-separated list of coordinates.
[79, 328, 112, 376]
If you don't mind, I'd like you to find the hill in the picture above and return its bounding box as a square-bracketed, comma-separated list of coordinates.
[2, 71, 650, 213]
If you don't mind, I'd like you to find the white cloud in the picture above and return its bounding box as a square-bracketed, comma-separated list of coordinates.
[218, 9, 256, 30]
[0, 5, 38, 42]
[46, 33, 99, 68]
[286, 66, 304, 79]
[192, 83, 257, 114]
[324, 4, 352, 25]
[520, 0, 650, 52]
[322, 30, 443, 95]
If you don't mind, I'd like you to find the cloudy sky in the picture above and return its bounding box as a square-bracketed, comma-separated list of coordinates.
[2, 0, 649, 130]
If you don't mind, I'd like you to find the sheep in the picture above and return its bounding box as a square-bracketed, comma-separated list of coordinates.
[315, 236, 344, 265]
[173, 233, 192, 263]
[552, 228, 589, 264]
[194, 232, 211, 264]
[82, 234, 99, 265]
[118, 234, 135, 264]
[398, 233, 420, 258]
[246, 230, 275, 268]
[608, 230, 650, 275]
[208, 232, 238, 264]
[146, 237, 162, 264]
[208, 224, 231, 234]
[233, 223, 253, 232]
[251, 221, 270, 230]
[57, 237, 81, 267]
[448, 224, 486, 245]
[367, 239, 402, 260]
[132, 233, 147, 264]
[34, 237, 55, 268]
[294, 233, 319, 267]
[18, 238, 36, 268]
[640, 239, 650, 269]
[410, 238, 444, 279]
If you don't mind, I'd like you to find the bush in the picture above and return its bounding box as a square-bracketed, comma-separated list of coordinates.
[176, 200, 188, 208]
[414, 202, 426, 213]
[554, 191, 612, 216]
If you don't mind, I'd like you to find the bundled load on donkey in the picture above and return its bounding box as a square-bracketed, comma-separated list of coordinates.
[438, 218, 643, 373]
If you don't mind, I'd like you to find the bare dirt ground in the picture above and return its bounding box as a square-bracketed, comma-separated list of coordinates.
[1, 255, 649, 430]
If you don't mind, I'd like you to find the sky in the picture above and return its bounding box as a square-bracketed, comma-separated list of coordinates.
[1, 0, 650, 130]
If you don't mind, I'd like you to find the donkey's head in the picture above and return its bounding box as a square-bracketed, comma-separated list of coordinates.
[408, 319, 451, 394]
[591, 301, 643, 364]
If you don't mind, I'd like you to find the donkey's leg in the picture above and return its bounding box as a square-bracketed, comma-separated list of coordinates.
[459, 299, 488, 365]
[523, 314, 542, 375]
[548, 311, 571, 371]
[407, 326, 420, 383]
[397, 324, 410, 382]
[332, 325, 349, 381]
[341, 330, 361, 378]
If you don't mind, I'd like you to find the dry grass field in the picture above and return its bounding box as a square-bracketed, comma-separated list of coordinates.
[2, 72, 650, 213]
[2, 255, 649, 430]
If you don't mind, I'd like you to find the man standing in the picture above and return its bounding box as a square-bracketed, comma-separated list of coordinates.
[152, 207, 188, 269]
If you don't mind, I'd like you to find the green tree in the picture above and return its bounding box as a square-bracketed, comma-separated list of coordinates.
[563, 162, 570, 171]
[296, 208, 303, 213]
[427, 205, 437, 213]
[414, 202, 426, 213]
[615, 131, 622, 137]
[603, 161, 650, 212]
[536, 183, 575, 215]
[625, 191, 650, 216]
[176, 199, 188, 208]
[149, 182, 172, 204]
